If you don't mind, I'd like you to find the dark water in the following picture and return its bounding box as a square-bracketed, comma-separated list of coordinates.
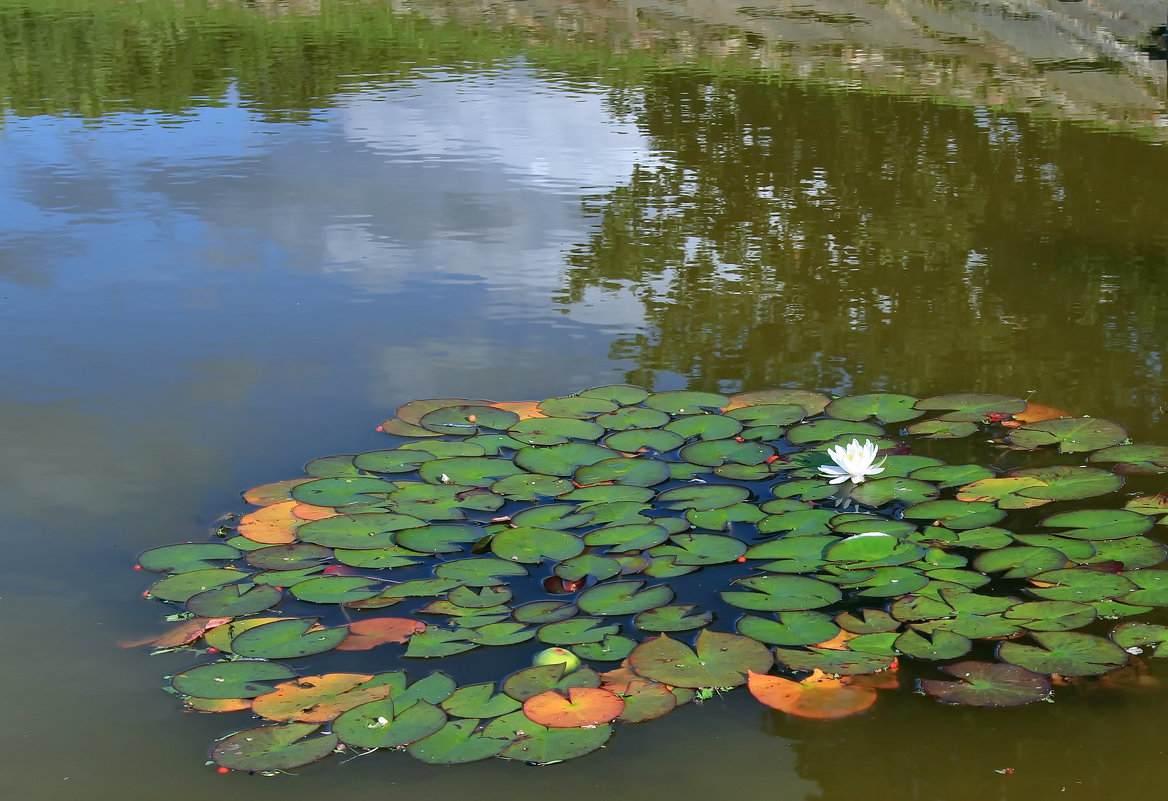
[3, 1, 1168, 798]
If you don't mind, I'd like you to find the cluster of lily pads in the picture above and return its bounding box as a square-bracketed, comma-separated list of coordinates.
[136, 387, 1168, 773]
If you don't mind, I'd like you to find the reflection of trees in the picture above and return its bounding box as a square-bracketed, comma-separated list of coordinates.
[560, 74, 1168, 424]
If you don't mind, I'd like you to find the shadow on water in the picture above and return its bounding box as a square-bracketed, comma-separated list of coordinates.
[2, 1, 1168, 800]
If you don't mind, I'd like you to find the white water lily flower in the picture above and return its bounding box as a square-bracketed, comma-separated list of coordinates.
[818, 438, 886, 485]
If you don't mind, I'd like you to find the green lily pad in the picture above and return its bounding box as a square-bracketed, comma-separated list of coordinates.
[1124, 494, 1168, 519]
[554, 555, 623, 583]
[490, 473, 574, 501]
[1089, 444, 1168, 474]
[1008, 417, 1128, 453]
[507, 417, 605, 445]
[572, 635, 637, 661]
[1004, 601, 1098, 632]
[298, 512, 424, 549]
[501, 665, 600, 701]
[212, 723, 339, 771]
[406, 719, 515, 764]
[512, 601, 579, 625]
[772, 646, 895, 675]
[419, 405, 519, 434]
[850, 477, 939, 507]
[509, 504, 596, 530]
[584, 523, 670, 552]
[1006, 466, 1124, 502]
[919, 662, 1050, 706]
[1027, 568, 1138, 602]
[757, 509, 836, 535]
[290, 576, 382, 604]
[727, 389, 830, 415]
[513, 443, 614, 476]
[825, 533, 899, 563]
[490, 527, 585, 564]
[137, 543, 241, 574]
[187, 583, 283, 617]
[245, 544, 334, 571]
[914, 393, 1026, 422]
[735, 611, 840, 646]
[997, 631, 1128, 676]
[720, 574, 842, 611]
[464, 622, 535, 647]
[725, 403, 807, 427]
[334, 699, 447, 748]
[577, 580, 675, 615]
[485, 712, 612, 765]
[304, 455, 361, 477]
[146, 568, 245, 602]
[686, 502, 766, 530]
[595, 406, 671, 431]
[902, 500, 1006, 530]
[404, 628, 477, 658]
[645, 390, 729, 413]
[785, 419, 885, 446]
[537, 618, 621, 645]
[1081, 537, 1168, 569]
[395, 524, 484, 554]
[575, 457, 671, 487]
[906, 420, 978, 439]
[656, 484, 751, 511]
[538, 396, 619, 418]
[231, 618, 348, 659]
[1110, 622, 1168, 655]
[835, 608, 900, 634]
[172, 661, 298, 699]
[1121, 569, 1168, 606]
[629, 630, 773, 688]
[769, 479, 839, 501]
[448, 585, 512, 609]
[972, 547, 1069, 579]
[438, 684, 521, 718]
[576, 384, 651, 405]
[291, 477, 397, 507]
[604, 429, 685, 453]
[1039, 509, 1154, 540]
[907, 464, 995, 488]
[895, 629, 971, 660]
[955, 477, 1050, 510]
[634, 605, 714, 632]
[826, 393, 923, 424]
[417, 458, 524, 488]
[434, 558, 529, 587]
[680, 439, 775, 467]
[352, 449, 435, 474]
[664, 414, 744, 441]
[649, 533, 747, 565]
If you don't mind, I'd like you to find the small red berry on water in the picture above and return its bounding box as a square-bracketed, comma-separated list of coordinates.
[216, 766, 230, 774]
[375, 426, 384, 432]
[1005, 769, 1015, 775]
[273, 587, 283, 591]
[764, 455, 779, 464]
[736, 556, 747, 563]
[141, 591, 150, 597]
[207, 647, 219, 654]
[133, 564, 142, 570]
[467, 414, 477, 423]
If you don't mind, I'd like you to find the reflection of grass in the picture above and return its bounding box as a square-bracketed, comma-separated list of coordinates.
[0, 0, 1164, 141]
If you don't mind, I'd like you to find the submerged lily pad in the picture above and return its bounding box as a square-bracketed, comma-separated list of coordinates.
[919, 662, 1050, 707]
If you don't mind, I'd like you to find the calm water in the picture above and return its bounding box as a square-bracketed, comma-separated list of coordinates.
[3, 0, 1168, 798]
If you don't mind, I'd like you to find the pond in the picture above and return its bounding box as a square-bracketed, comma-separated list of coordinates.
[2, 0, 1168, 798]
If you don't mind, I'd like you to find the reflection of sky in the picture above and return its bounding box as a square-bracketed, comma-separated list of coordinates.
[0, 66, 661, 532]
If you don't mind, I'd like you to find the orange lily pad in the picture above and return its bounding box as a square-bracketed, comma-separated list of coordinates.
[522, 687, 625, 728]
[238, 500, 301, 544]
[813, 630, 858, 651]
[748, 669, 877, 719]
[292, 503, 339, 522]
[243, 479, 314, 506]
[1001, 403, 1074, 428]
[185, 696, 253, 713]
[118, 615, 233, 649]
[490, 400, 548, 420]
[336, 617, 427, 650]
[252, 673, 395, 722]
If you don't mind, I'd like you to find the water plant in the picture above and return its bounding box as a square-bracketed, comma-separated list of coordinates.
[133, 387, 1168, 772]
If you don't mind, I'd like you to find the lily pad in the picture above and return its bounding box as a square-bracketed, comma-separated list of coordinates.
[629, 631, 773, 688]
[212, 723, 339, 772]
[231, 618, 349, 659]
[1007, 417, 1127, 453]
[578, 580, 675, 616]
[406, 719, 515, 764]
[485, 711, 612, 764]
[997, 631, 1127, 676]
[334, 699, 447, 748]
[172, 661, 298, 699]
[919, 662, 1050, 706]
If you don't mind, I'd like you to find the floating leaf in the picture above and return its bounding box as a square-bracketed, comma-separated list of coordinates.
[406, 719, 515, 764]
[187, 583, 282, 617]
[231, 618, 348, 659]
[629, 631, 773, 688]
[1089, 445, 1168, 474]
[172, 662, 298, 700]
[850, 478, 939, 507]
[439, 684, 521, 718]
[633, 605, 713, 632]
[748, 669, 877, 718]
[826, 393, 922, 424]
[138, 543, 242, 574]
[252, 673, 399, 723]
[337, 618, 427, 650]
[523, 687, 625, 728]
[914, 394, 1026, 422]
[736, 611, 840, 646]
[906, 420, 978, 439]
[485, 711, 612, 764]
[772, 647, 895, 675]
[537, 618, 621, 646]
[334, 699, 447, 749]
[212, 723, 339, 772]
[1039, 509, 1154, 540]
[919, 662, 1050, 706]
[502, 665, 601, 701]
[578, 580, 675, 615]
[997, 631, 1128, 676]
[1007, 417, 1127, 453]
[146, 568, 245, 603]
[721, 575, 843, 612]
